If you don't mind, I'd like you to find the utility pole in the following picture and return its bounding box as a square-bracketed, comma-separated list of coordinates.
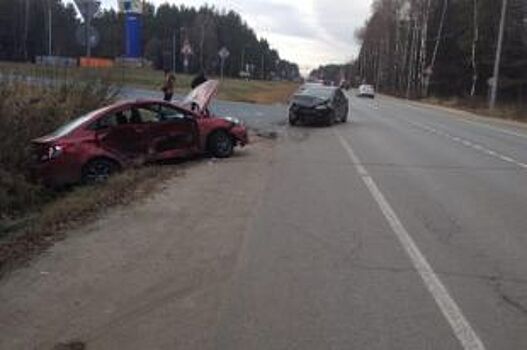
[172, 29, 176, 72]
[240, 47, 245, 74]
[490, 0, 508, 109]
[261, 54, 264, 80]
[48, 0, 53, 56]
[84, 2, 91, 57]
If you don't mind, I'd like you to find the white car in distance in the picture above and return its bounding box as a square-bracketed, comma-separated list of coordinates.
[358, 84, 375, 99]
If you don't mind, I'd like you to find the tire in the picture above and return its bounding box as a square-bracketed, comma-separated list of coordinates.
[208, 130, 234, 158]
[289, 111, 300, 126]
[325, 111, 336, 126]
[82, 158, 119, 185]
[341, 110, 348, 123]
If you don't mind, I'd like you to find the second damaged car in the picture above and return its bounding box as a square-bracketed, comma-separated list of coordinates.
[31, 80, 248, 187]
[289, 85, 349, 126]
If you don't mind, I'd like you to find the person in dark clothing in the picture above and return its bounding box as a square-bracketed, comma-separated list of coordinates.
[191, 71, 207, 89]
[162, 70, 176, 101]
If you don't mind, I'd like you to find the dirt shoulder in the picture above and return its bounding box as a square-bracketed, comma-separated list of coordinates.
[0, 137, 274, 350]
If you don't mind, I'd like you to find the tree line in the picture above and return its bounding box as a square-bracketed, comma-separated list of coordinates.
[0, 0, 300, 80]
[313, 0, 527, 105]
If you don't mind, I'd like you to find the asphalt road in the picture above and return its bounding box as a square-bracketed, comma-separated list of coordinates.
[1, 92, 527, 349]
[213, 94, 527, 350]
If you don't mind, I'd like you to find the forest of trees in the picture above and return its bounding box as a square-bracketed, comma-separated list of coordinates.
[0, 0, 300, 80]
[352, 0, 527, 104]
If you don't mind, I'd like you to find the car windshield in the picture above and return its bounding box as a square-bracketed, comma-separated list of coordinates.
[299, 87, 334, 99]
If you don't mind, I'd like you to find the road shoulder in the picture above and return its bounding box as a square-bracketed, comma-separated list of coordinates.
[0, 137, 274, 350]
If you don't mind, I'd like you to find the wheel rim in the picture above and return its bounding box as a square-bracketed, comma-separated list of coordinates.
[85, 161, 112, 183]
[215, 133, 232, 156]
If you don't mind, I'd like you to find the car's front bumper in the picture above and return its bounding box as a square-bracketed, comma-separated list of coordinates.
[290, 106, 332, 124]
[231, 125, 249, 146]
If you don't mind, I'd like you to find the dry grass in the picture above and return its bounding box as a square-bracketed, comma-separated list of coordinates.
[0, 74, 187, 275]
[423, 96, 527, 122]
[0, 61, 299, 104]
[0, 164, 180, 275]
[218, 79, 299, 104]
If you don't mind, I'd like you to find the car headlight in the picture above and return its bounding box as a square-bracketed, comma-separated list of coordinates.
[42, 145, 63, 161]
[315, 103, 330, 110]
[223, 116, 243, 126]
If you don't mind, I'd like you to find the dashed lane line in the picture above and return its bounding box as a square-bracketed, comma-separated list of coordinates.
[403, 119, 527, 170]
[336, 131, 486, 350]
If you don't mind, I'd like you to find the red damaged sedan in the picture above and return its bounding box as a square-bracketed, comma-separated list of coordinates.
[31, 80, 248, 187]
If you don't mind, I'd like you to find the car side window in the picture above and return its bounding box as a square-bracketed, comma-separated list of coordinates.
[92, 109, 130, 129]
[159, 105, 190, 121]
[136, 107, 160, 123]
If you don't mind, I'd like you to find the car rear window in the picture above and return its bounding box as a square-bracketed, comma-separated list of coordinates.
[48, 113, 95, 138]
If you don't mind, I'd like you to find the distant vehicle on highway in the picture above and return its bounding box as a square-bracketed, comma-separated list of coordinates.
[358, 84, 375, 98]
[31, 81, 248, 187]
[289, 85, 349, 126]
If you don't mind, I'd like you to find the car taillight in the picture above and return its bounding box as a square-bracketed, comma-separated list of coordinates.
[41, 145, 63, 161]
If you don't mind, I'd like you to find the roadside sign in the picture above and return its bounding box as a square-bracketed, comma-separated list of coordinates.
[76, 25, 100, 49]
[73, 0, 100, 20]
[118, 0, 143, 14]
[218, 47, 230, 60]
[218, 47, 230, 80]
[181, 40, 193, 56]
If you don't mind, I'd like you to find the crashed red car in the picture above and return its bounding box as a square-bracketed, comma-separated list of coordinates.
[31, 80, 248, 187]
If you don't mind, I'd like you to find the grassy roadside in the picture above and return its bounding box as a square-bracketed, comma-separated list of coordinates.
[0, 165, 180, 276]
[420, 96, 527, 123]
[0, 61, 299, 104]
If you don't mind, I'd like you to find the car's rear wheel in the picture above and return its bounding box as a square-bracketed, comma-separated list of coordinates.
[208, 130, 234, 158]
[82, 158, 119, 185]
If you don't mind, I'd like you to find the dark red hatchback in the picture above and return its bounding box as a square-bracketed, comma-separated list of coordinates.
[31, 81, 248, 187]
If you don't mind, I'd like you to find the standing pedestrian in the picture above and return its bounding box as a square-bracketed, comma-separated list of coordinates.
[162, 70, 176, 101]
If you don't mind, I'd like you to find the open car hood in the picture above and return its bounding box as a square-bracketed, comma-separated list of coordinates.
[182, 80, 219, 113]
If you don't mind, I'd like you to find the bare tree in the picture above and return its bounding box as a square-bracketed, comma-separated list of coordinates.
[424, 0, 448, 97]
[489, 0, 509, 109]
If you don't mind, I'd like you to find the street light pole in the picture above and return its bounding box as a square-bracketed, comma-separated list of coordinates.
[84, 3, 91, 57]
[48, 0, 52, 56]
[489, 0, 508, 109]
[172, 29, 176, 72]
[241, 47, 245, 74]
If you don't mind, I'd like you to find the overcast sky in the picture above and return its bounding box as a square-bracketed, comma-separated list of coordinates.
[82, 0, 373, 74]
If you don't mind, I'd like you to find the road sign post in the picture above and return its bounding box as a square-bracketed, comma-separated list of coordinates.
[73, 0, 100, 57]
[181, 38, 193, 74]
[218, 47, 230, 80]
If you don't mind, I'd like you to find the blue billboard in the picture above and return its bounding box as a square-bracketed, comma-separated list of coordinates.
[125, 13, 141, 58]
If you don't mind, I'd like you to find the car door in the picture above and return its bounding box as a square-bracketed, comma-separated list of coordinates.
[142, 103, 199, 160]
[95, 107, 149, 160]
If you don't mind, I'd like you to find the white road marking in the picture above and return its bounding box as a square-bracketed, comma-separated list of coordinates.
[390, 99, 527, 141]
[404, 119, 527, 170]
[336, 132, 486, 350]
[456, 118, 527, 141]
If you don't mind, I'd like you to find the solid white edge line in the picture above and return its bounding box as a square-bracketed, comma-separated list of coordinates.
[336, 132, 486, 350]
